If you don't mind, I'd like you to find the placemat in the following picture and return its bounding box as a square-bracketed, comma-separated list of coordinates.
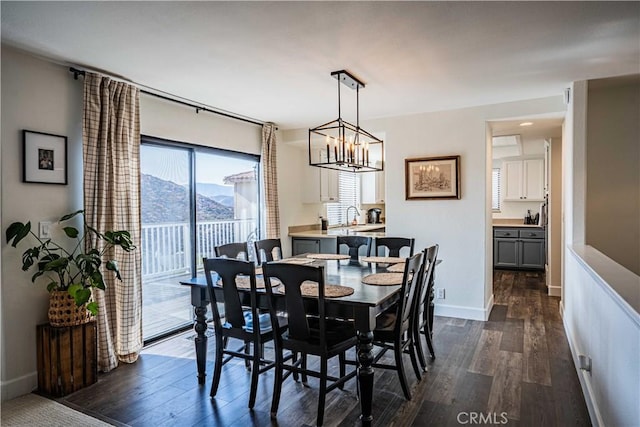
[386, 263, 406, 273]
[276, 281, 353, 298]
[218, 276, 280, 289]
[306, 253, 351, 260]
[274, 258, 315, 265]
[361, 272, 404, 286]
[361, 256, 406, 264]
[300, 281, 354, 298]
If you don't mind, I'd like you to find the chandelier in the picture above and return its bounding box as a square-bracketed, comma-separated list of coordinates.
[308, 70, 384, 173]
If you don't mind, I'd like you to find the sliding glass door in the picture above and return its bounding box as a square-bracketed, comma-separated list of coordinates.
[140, 138, 260, 341]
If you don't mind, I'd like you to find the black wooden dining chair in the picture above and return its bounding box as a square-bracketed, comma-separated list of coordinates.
[203, 257, 286, 408]
[336, 235, 372, 263]
[254, 238, 283, 264]
[413, 244, 439, 366]
[371, 252, 424, 400]
[262, 262, 358, 426]
[375, 237, 415, 257]
[214, 242, 249, 260]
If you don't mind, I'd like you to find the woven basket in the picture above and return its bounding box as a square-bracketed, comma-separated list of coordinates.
[48, 290, 93, 327]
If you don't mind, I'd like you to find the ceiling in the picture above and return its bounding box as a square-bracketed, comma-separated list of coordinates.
[2, 2, 638, 130]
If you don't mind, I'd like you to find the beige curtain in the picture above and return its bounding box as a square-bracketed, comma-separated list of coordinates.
[83, 73, 142, 372]
[261, 123, 280, 238]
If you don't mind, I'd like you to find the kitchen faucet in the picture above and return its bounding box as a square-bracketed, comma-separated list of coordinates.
[346, 205, 360, 226]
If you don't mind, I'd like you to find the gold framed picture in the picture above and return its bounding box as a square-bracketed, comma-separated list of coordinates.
[405, 155, 460, 200]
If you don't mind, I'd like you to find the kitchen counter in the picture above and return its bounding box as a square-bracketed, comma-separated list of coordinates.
[493, 219, 542, 228]
[493, 223, 542, 228]
[289, 224, 386, 239]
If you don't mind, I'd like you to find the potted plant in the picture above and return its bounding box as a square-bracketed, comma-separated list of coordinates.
[5, 209, 135, 326]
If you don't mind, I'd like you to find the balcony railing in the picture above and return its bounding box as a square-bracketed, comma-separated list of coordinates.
[141, 219, 257, 279]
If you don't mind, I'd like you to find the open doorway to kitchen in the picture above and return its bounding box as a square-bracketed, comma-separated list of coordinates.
[488, 116, 564, 297]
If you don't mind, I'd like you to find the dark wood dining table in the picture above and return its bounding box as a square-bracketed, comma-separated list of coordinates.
[180, 257, 408, 426]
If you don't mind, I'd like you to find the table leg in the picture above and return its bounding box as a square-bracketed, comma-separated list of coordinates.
[193, 305, 208, 385]
[357, 330, 374, 426]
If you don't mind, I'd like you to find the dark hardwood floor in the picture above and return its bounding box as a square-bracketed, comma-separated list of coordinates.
[58, 270, 591, 426]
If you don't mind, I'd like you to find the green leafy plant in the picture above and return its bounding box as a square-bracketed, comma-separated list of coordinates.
[5, 209, 136, 315]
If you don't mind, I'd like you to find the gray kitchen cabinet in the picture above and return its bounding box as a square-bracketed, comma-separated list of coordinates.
[493, 227, 545, 270]
[291, 237, 336, 255]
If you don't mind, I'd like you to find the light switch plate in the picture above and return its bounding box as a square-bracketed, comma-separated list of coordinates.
[39, 221, 51, 239]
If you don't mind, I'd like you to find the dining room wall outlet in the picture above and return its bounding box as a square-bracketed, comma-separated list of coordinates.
[436, 288, 445, 299]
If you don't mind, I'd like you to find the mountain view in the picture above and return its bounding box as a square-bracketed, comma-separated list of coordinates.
[141, 174, 233, 223]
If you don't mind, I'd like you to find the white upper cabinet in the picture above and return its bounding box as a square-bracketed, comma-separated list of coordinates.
[361, 164, 385, 204]
[319, 167, 340, 202]
[302, 150, 340, 203]
[503, 158, 544, 201]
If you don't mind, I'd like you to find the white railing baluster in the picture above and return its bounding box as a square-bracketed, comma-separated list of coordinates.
[141, 219, 257, 280]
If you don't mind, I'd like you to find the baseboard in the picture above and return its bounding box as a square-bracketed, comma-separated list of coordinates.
[562, 315, 603, 427]
[1, 371, 37, 401]
[548, 285, 562, 297]
[434, 299, 491, 321]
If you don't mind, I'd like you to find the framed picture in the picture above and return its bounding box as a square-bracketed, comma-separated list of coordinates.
[23, 130, 68, 185]
[405, 155, 461, 200]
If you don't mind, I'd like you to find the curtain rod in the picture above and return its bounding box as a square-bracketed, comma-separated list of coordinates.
[69, 67, 267, 128]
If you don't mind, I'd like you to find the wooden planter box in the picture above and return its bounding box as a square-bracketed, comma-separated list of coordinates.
[36, 321, 97, 397]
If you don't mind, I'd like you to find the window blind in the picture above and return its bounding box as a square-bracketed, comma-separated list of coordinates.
[492, 168, 501, 210]
[327, 171, 360, 226]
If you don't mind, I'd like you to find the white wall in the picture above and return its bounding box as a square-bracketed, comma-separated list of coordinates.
[564, 247, 640, 427]
[1, 46, 84, 399]
[547, 136, 563, 296]
[563, 76, 640, 426]
[280, 95, 566, 320]
[140, 95, 261, 155]
[585, 77, 640, 275]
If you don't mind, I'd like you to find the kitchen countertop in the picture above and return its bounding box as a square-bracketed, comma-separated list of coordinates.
[493, 223, 542, 228]
[289, 224, 386, 239]
[493, 219, 542, 228]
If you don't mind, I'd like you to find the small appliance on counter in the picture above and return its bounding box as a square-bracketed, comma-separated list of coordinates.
[366, 208, 382, 224]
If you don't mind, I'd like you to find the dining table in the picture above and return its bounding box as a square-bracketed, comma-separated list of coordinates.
[180, 255, 412, 426]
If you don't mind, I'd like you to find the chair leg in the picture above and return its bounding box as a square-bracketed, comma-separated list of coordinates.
[424, 311, 436, 359]
[301, 353, 308, 384]
[210, 333, 225, 397]
[408, 340, 422, 382]
[292, 351, 299, 382]
[248, 341, 261, 408]
[395, 342, 412, 400]
[270, 348, 284, 418]
[317, 357, 328, 426]
[244, 340, 251, 370]
[338, 352, 346, 390]
[413, 321, 427, 371]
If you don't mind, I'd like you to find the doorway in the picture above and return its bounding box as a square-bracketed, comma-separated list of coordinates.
[488, 116, 563, 295]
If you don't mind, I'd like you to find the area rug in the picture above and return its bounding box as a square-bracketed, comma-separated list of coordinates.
[1, 393, 115, 426]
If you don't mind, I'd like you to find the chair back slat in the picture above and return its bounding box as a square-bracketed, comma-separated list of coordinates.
[214, 242, 249, 260]
[262, 263, 326, 342]
[375, 237, 415, 257]
[415, 245, 439, 322]
[336, 236, 372, 262]
[255, 238, 283, 264]
[397, 252, 424, 334]
[203, 257, 257, 329]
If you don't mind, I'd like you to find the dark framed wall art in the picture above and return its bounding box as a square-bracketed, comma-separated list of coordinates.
[23, 130, 68, 185]
[405, 155, 461, 200]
